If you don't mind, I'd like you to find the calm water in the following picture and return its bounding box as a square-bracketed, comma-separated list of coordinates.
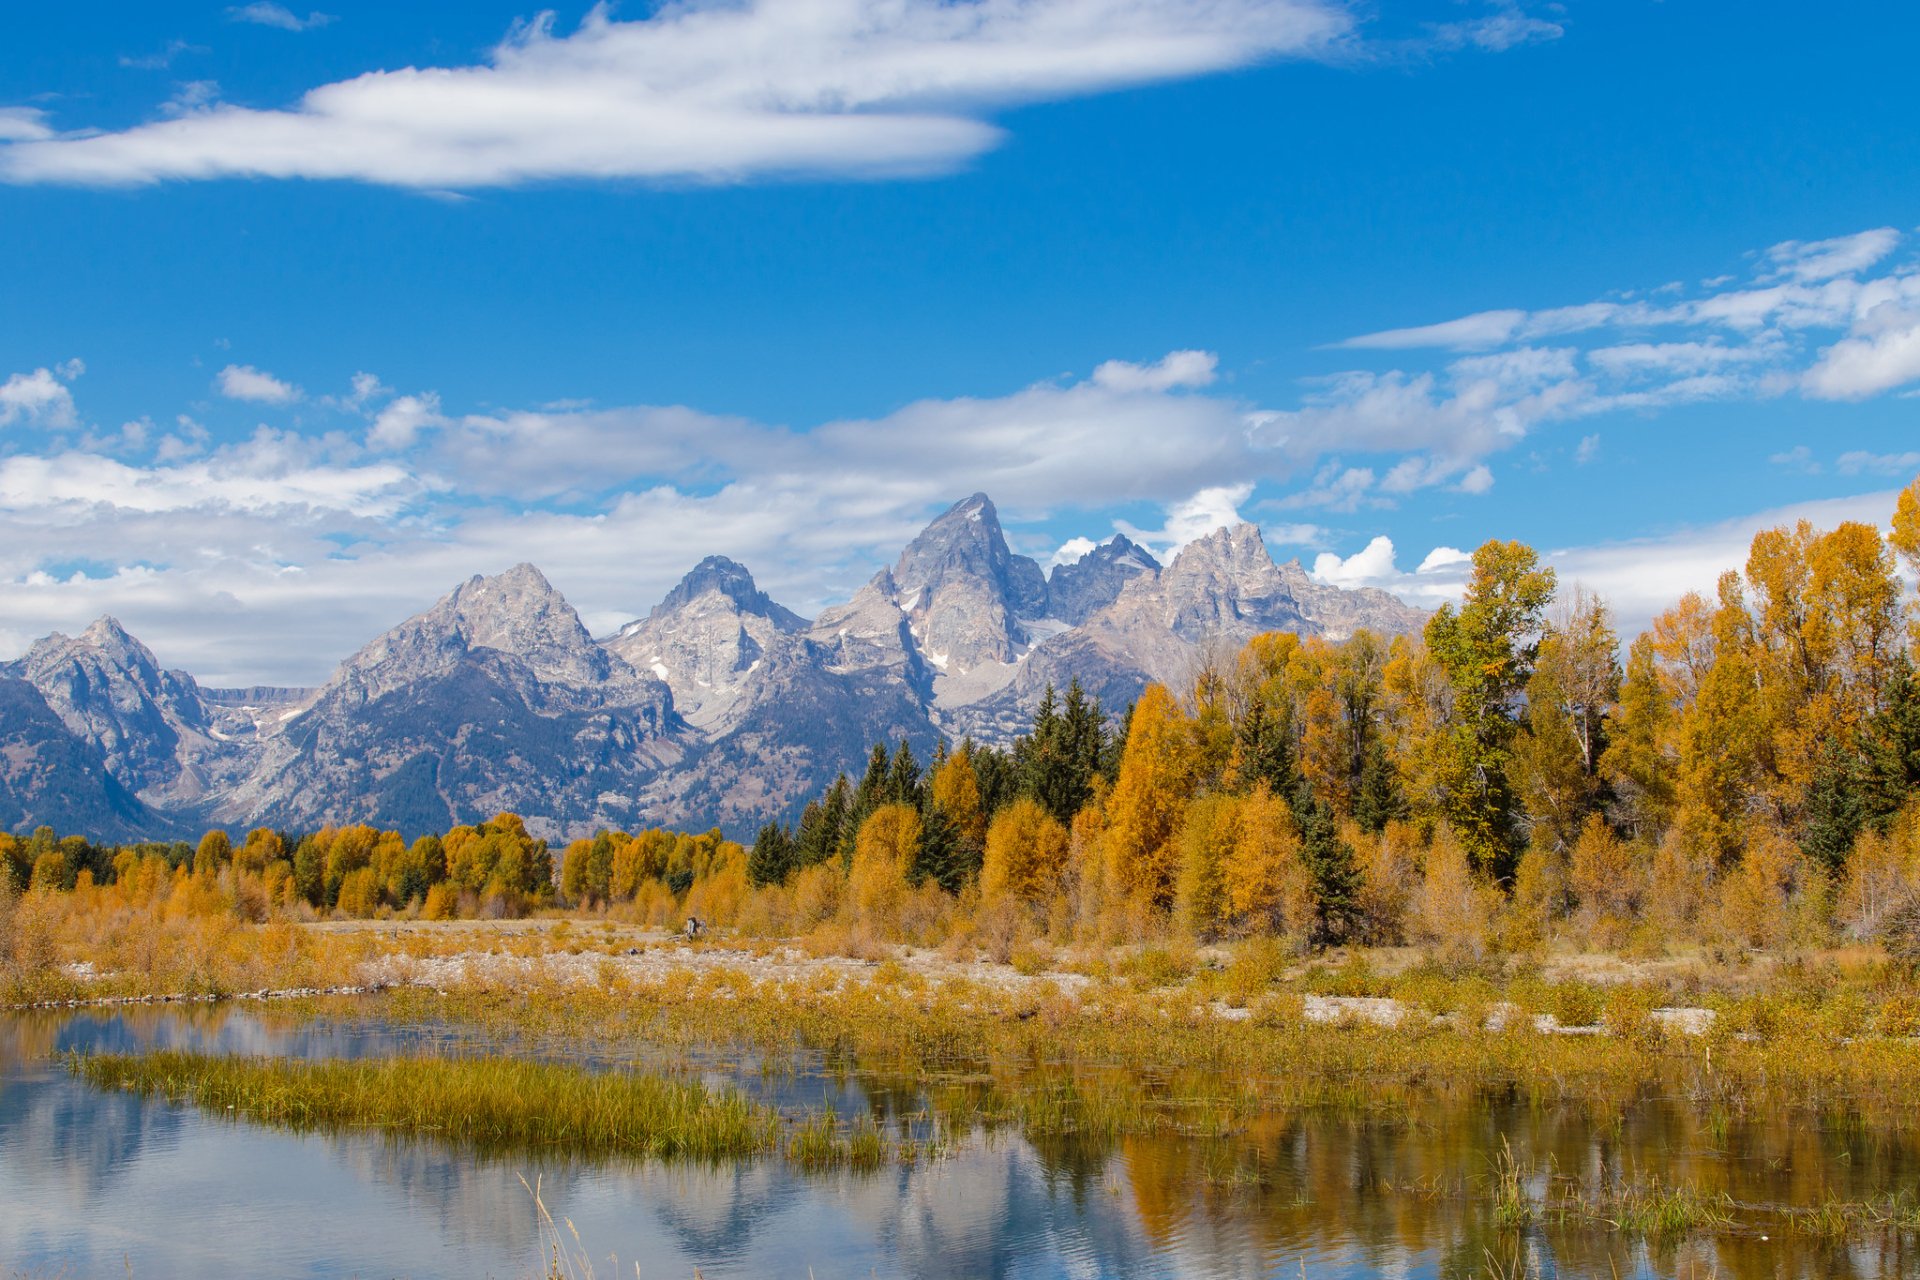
[4, 1006, 1918, 1279]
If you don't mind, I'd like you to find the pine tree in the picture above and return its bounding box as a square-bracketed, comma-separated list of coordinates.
[886, 740, 924, 807]
[1353, 737, 1405, 834]
[748, 822, 796, 887]
[1291, 782, 1362, 945]
[852, 745, 890, 820]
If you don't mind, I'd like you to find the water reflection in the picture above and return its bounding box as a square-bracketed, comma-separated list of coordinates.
[3, 1006, 1918, 1279]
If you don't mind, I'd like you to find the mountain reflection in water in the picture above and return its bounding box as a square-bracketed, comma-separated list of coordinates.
[2, 1007, 1914, 1279]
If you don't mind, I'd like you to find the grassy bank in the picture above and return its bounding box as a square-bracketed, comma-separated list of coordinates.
[71, 1050, 785, 1161]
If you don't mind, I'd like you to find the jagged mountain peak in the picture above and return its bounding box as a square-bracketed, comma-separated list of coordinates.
[1048, 534, 1162, 626]
[894, 493, 1018, 594]
[31, 614, 157, 669]
[80, 614, 137, 646]
[646, 555, 807, 632]
[335, 563, 633, 704]
[884, 493, 1050, 678]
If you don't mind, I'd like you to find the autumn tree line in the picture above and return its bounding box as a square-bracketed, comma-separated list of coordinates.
[7, 477, 1920, 958]
[725, 478, 1920, 956]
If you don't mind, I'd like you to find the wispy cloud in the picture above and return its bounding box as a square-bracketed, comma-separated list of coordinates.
[2, 0, 1358, 189]
[119, 39, 202, 71]
[226, 3, 335, 32]
[216, 364, 301, 404]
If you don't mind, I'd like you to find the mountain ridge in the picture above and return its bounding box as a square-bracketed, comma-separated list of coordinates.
[1, 498, 1427, 840]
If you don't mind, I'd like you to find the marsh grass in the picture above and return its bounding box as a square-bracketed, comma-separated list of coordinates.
[69, 1050, 782, 1161]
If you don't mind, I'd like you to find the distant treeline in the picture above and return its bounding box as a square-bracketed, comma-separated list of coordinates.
[9, 476, 1920, 956]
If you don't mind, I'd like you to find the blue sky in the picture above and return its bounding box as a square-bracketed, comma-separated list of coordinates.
[1, 0, 1917, 685]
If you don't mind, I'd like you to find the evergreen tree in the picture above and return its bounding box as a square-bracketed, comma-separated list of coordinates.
[1352, 737, 1405, 833]
[1801, 740, 1872, 873]
[747, 821, 796, 887]
[1233, 693, 1297, 796]
[1291, 782, 1362, 945]
[886, 740, 924, 807]
[967, 737, 1019, 819]
[794, 774, 851, 868]
[911, 803, 973, 893]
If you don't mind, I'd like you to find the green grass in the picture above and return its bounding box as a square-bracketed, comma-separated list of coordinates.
[70, 1050, 783, 1161]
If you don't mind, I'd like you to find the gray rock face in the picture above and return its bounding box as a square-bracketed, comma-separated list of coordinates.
[220, 564, 685, 841]
[0, 676, 164, 841]
[607, 556, 807, 734]
[889, 493, 1049, 676]
[1047, 535, 1161, 626]
[9, 617, 237, 814]
[0, 496, 1428, 841]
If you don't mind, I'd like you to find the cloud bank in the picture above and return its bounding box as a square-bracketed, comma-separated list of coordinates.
[0, 0, 1353, 189]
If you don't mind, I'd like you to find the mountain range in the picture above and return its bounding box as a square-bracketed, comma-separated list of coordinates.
[0, 495, 1426, 842]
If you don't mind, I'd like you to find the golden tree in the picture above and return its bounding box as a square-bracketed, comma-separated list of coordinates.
[1103, 683, 1198, 909]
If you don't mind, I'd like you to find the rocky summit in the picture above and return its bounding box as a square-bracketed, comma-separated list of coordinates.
[0, 497, 1426, 841]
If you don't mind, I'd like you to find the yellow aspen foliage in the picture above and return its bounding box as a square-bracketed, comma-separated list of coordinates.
[1414, 825, 1496, 962]
[235, 828, 284, 875]
[1715, 825, 1808, 950]
[1223, 785, 1313, 939]
[980, 797, 1069, 905]
[335, 866, 380, 918]
[1568, 814, 1641, 949]
[1352, 819, 1420, 945]
[1173, 792, 1239, 936]
[1893, 473, 1920, 642]
[849, 803, 919, 924]
[1297, 685, 1352, 816]
[790, 862, 844, 929]
[1379, 636, 1452, 820]
[1103, 683, 1198, 909]
[422, 882, 458, 920]
[1602, 633, 1676, 838]
[193, 830, 231, 876]
[1838, 801, 1920, 941]
[1647, 827, 1713, 933]
[684, 852, 748, 926]
[929, 750, 987, 854]
[1505, 843, 1561, 952]
[1184, 656, 1237, 791]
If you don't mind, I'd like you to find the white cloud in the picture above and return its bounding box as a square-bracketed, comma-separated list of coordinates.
[1424, 2, 1563, 52]
[0, 109, 52, 142]
[1762, 227, 1901, 283]
[1308, 535, 1470, 608]
[0, 367, 79, 429]
[1315, 223, 1920, 449]
[216, 363, 301, 404]
[1769, 444, 1818, 474]
[1803, 305, 1920, 399]
[1836, 450, 1920, 477]
[227, 4, 334, 32]
[1090, 349, 1218, 393]
[1050, 536, 1099, 568]
[1454, 463, 1494, 494]
[367, 392, 448, 450]
[1115, 484, 1254, 561]
[1336, 308, 1526, 351]
[1574, 434, 1599, 464]
[1, 0, 1350, 189]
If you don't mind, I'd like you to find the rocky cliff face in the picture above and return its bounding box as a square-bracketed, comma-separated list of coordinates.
[0, 677, 162, 842]
[1047, 535, 1160, 626]
[1, 498, 1427, 840]
[7, 617, 243, 814]
[605, 555, 806, 734]
[217, 564, 684, 841]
